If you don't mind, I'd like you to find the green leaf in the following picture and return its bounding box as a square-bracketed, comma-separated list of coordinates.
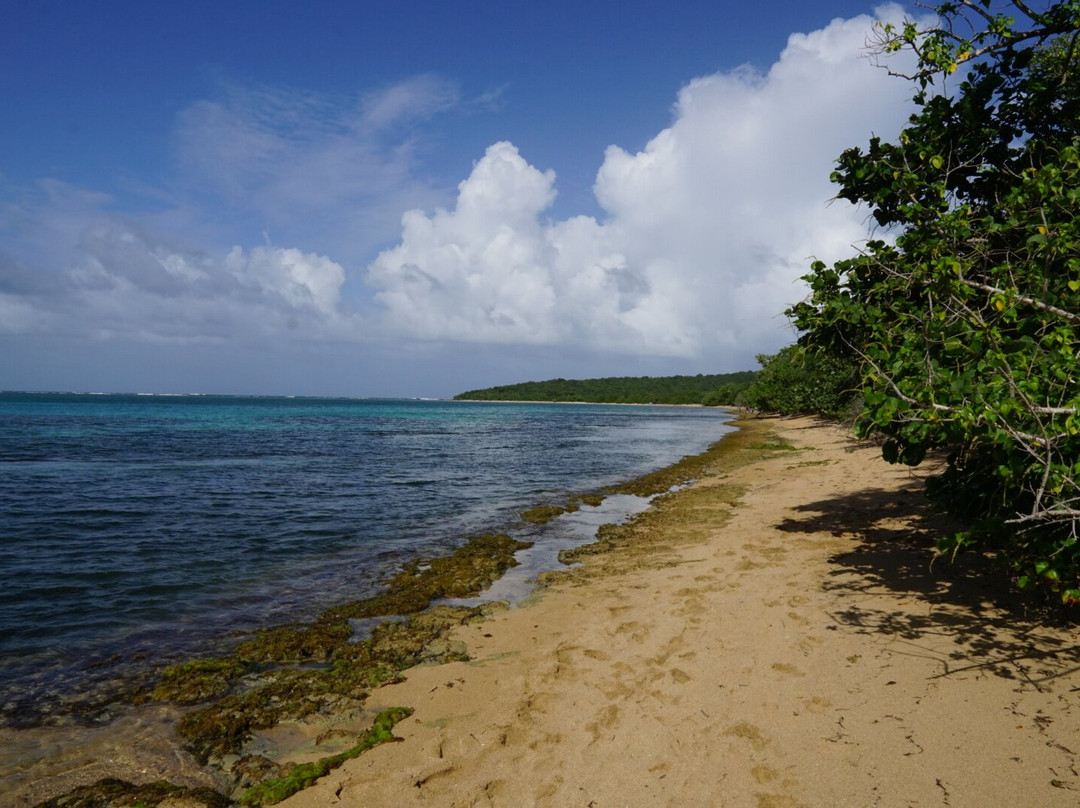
[882, 440, 900, 464]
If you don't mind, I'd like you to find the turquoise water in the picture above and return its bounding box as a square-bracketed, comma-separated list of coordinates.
[0, 392, 733, 725]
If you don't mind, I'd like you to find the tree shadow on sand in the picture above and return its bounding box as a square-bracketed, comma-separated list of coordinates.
[776, 477, 1080, 691]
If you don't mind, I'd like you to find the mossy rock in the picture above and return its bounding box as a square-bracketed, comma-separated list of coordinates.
[571, 493, 606, 508]
[148, 530, 533, 783]
[236, 620, 352, 664]
[177, 605, 486, 763]
[230, 755, 286, 790]
[152, 657, 249, 704]
[32, 778, 228, 808]
[236, 707, 412, 806]
[520, 503, 577, 524]
[230, 534, 530, 666]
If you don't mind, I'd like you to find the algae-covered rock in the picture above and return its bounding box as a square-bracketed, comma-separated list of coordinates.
[151, 533, 529, 790]
[235, 707, 412, 807]
[32, 777, 228, 808]
[175, 603, 491, 763]
[231, 533, 530, 666]
[521, 503, 577, 524]
[152, 657, 249, 704]
[571, 493, 606, 508]
[230, 755, 286, 789]
[235, 620, 352, 664]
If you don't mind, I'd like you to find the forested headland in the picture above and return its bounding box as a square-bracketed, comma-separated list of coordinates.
[454, 371, 756, 406]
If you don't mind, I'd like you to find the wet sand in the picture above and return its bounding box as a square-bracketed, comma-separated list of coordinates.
[281, 416, 1080, 808]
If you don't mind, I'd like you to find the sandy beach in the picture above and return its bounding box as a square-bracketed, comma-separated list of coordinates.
[277, 415, 1080, 808]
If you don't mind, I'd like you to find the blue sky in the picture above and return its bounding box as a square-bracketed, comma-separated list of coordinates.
[3, 1, 923, 397]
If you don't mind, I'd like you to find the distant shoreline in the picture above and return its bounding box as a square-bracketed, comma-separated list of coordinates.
[454, 398, 730, 408]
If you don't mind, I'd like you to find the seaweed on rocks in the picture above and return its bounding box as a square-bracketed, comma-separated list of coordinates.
[30, 530, 531, 807]
[234, 707, 412, 806]
[231, 533, 530, 664]
[556, 418, 782, 574]
[149, 533, 529, 707]
[151, 658, 249, 704]
[175, 605, 479, 765]
[32, 777, 229, 808]
[520, 503, 577, 525]
[571, 493, 606, 508]
[158, 532, 528, 769]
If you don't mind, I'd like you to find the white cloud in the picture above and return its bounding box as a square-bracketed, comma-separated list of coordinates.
[226, 245, 345, 316]
[367, 5, 920, 363]
[2, 6, 927, 385]
[360, 74, 462, 131]
[172, 77, 459, 258]
[0, 292, 48, 335]
[0, 184, 348, 344]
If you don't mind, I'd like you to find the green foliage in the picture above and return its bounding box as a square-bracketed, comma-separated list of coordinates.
[455, 371, 756, 406]
[791, 1, 1080, 599]
[740, 346, 859, 418]
[701, 382, 746, 406]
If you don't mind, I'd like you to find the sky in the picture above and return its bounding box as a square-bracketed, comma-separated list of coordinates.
[2, 0, 927, 398]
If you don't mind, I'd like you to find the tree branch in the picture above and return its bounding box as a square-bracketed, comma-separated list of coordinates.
[957, 277, 1080, 323]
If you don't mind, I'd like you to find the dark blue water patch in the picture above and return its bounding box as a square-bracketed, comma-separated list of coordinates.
[0, 392, 734, 724]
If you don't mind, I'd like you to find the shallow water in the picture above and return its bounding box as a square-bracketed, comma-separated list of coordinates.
[0, 393, 734, 728]
[0, 394, 735, 804]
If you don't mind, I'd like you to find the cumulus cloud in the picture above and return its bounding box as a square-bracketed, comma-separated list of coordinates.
[367, 5, 920, 363]
[2, 6, 926, 384]
[0, 73, 460, 347]
[226, 245, 345, 317]
[0, 182, 347, 344]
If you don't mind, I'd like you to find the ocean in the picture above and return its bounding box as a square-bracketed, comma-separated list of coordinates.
[0, 392, 734, 727]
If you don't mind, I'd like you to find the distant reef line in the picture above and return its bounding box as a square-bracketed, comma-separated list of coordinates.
[453, 371, 756, 407]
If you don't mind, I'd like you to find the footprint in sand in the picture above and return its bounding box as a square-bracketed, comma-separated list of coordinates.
[586, 705, 621, 744]
[801, 696, 831, 714]
[755, 793, 806, 808]
[752, 765, 780, 784]
[771, 662, 805, 677]
[725, 721, 770, 751]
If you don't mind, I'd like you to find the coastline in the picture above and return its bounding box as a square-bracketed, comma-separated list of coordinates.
[2, 405, 734, 807]
[11, 414, 1080, 806]
[279, 415, 1080, 808]
[453, 398, 718, 407]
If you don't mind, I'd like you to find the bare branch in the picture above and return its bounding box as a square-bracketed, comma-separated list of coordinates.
[958, 277, 1080, 323]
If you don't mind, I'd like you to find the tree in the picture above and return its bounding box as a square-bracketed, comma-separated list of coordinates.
[790, 1, 1080, 599]
[740, 346, 859, 418]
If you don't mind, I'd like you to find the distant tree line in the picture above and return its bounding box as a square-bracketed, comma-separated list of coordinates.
[454, 371, 757, 406]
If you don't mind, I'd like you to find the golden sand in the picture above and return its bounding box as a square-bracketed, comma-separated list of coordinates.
[281, 416, 1080, 808]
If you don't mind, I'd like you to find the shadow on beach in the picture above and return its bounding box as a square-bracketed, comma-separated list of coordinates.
[776, 477, 1080, 691]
